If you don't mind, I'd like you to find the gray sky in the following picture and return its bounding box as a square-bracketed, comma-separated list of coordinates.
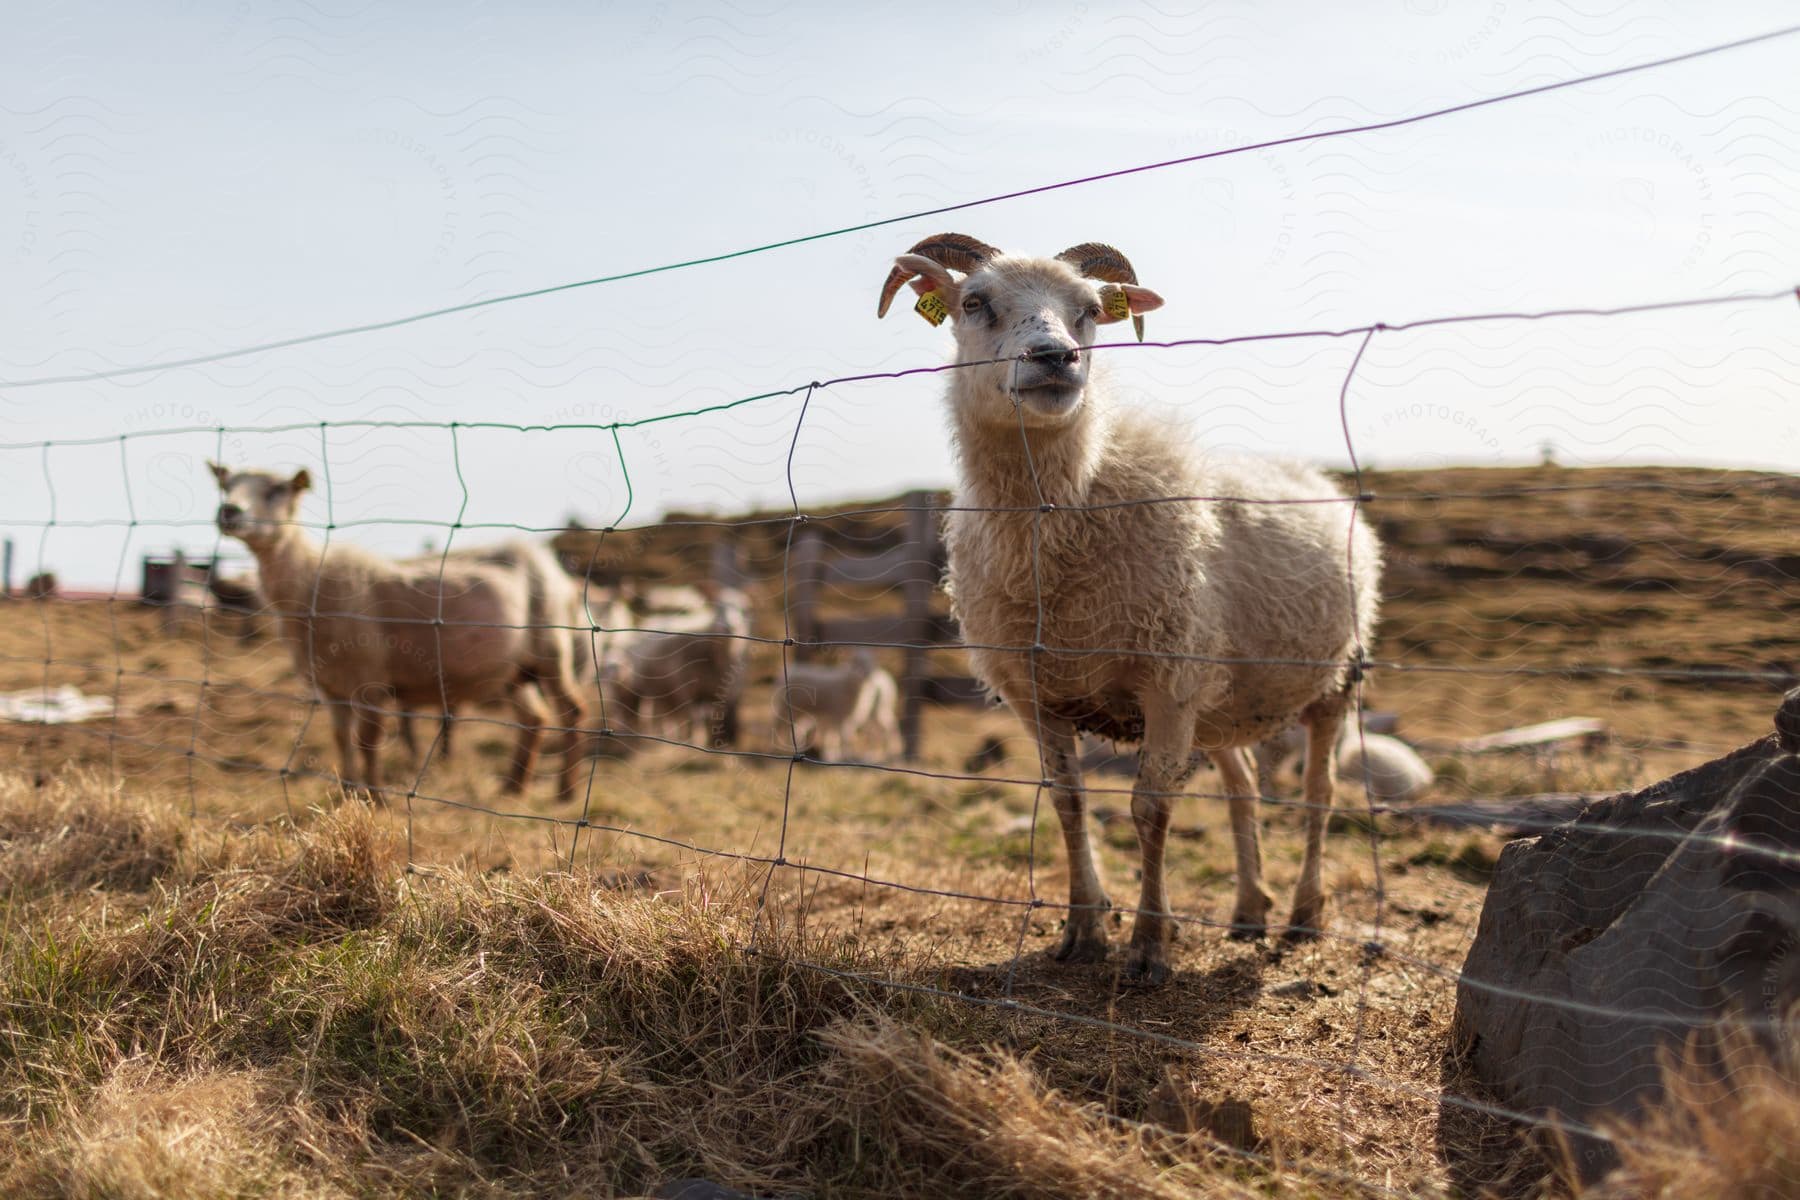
[3, 1, 1798, 586]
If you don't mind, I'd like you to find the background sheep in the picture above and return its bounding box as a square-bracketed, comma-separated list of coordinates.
[209, 463, 588, 802]
[773, 648, 902, 763]
[605, 583, 751, 750]
[1256, 723, 1436, 805]
[879, 234, 1382, 983]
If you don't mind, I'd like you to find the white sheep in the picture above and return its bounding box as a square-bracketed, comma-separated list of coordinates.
[606, 583, 751, 750]
[878, 234, 1382, 983]
[1255, 723, 1435, 804]
[773, 647, 902, 763]
[209, 464, 588, 802]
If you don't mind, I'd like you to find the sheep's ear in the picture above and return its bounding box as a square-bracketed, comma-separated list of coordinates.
[894, 254, 962, 309]
[889, 255, 964, 323]
[1093, 284, 1164, 325]
[207, 461, 230, 488]
[290, 468, 313, 494]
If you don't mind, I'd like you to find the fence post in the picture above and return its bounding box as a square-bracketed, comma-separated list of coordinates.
[900, 490, 936, 762]
[788, 531, 824, 661]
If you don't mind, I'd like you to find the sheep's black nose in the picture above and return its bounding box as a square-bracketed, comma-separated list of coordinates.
[1026, 340, 1080, 367]
[217, 503, 243, 523]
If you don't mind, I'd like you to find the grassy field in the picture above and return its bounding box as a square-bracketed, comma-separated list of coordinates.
[2, 465, 1798, 1197]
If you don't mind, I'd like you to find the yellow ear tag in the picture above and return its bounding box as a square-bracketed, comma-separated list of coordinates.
[914, 290, 949, 327]
[1100, 284, 1131, 321]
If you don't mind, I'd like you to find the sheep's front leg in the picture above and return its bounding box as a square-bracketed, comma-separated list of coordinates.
[328, 700, 357, 792]
[1288, 694, 1346, 939]
[502, 685, 549, 796]
[352, 704, 388, 806]
[397, 713, 421, 762]
[1215, 745, 1275, 939]
[1125, 693, 1201, 985]
[1021, 709, 1110, 964]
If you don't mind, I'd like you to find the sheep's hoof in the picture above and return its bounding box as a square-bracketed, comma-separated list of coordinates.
[1282, 903, 1326, 943]
[1122, 947, 1171, 987]
[1226, 912, 1269, 941]
[1053, 923, 1110, 964]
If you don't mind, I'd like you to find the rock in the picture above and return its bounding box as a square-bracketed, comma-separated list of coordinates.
[1450, 687, 1800, 1181]
[1267, 978, 1333, 999]
[1144, 1069, 1262, 1151]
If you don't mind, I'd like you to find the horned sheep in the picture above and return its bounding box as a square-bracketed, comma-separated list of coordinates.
[878, 234, 1382, 983]
[209, 464, 588, 802]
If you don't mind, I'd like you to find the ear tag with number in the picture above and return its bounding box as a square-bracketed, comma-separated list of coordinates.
[1100, 284, 1131, 321]
[914, 290, 949, 327]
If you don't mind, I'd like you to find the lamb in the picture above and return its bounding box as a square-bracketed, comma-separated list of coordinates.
[878, 234, 1382, 983]
[208, 464, 588, 802]
[1255, 723, 1435, 804]
[773, 648, 902, 763]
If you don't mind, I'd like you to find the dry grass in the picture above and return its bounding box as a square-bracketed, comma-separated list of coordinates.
[3, 466, 1797, 1195]
[0, 775, 1424, 1197]
[1582, 1036, 1800, 1200]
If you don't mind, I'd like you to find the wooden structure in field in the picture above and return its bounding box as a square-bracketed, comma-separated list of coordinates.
[786, 490, 986, 761]
[140, 551, 214, 607]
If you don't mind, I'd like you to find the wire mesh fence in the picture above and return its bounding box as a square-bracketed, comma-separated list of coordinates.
[6, 25, 1800, 1195]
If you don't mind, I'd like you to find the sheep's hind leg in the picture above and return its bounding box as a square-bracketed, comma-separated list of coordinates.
[1286, 694, 1346, 940]
[1026, 710, 1110, 965]
[1125, 694, 1201, 985]
[1216, 745, 1275, 940]
[539, 674, 587, 804]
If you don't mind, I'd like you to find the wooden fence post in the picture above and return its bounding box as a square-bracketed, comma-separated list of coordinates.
[900, 490, 936, 762]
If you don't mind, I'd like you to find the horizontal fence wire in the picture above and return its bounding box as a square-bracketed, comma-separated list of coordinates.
[1, 21, 1796, 389]
[5, 282, 1798, 1185]
[8, 290, 1797, 1179]
[8, 27, 1800, 1194]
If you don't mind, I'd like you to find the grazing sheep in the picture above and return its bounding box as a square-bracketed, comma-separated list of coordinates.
[1340, 733, 1434, 803]
[878, 234, 1381, 982]
[1255, 723, 1435, 804]
[208, 464, 587, 802]
[608, 583, 751, 750]
[773, 648, 902, 763]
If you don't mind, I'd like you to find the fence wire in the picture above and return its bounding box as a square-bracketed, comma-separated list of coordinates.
[8, 25, 1800, 1189]
[7, 279, 1799, 1191]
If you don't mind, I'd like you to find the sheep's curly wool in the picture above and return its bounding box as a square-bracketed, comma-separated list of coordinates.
[945, 393, 1381, 752]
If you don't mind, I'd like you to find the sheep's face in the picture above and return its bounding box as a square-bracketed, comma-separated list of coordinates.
[891, 253, 1163, 430]
[208, 463, 310, 548]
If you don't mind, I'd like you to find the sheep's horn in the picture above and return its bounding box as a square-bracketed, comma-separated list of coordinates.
[877, 233, 1002, 318]
[1056, 241, 1147, 341]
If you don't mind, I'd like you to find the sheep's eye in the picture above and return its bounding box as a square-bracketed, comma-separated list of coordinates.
[960, 295, 984, 313]
[1082, 304, 1102, 322]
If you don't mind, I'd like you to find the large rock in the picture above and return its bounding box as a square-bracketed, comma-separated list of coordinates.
[1451, 688, 1800, 1180]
